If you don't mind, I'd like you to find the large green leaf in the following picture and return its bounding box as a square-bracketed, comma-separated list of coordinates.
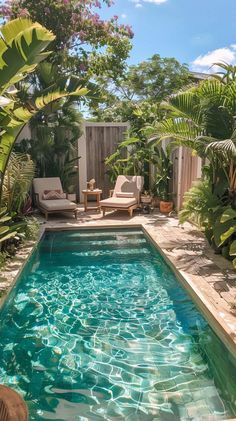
[0, 19, 55, 95]
[2, 152, 35, 214]
[229, 240, 236, 256]
[0, 215, 12, 223]
[0, 230, 17, 244]
[220, 226, 236, 244]
[0, 225, 9, 236]
[220, 207, 236, 223]
[213, 217, 236, 247]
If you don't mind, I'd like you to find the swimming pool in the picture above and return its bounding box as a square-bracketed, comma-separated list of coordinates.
[0, 228, 236, 420]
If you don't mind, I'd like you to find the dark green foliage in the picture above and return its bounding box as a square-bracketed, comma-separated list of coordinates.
[152, 147, 173, 201]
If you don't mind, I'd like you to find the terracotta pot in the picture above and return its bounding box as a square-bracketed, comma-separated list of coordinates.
[160, 200, 173, 214]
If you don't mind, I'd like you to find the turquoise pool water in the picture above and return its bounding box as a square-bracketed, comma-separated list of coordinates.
[0, 229, 236, 420]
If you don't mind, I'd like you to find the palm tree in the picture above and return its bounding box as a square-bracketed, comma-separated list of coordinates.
[147, 65, 236, 195]
[147, 64, 236, 268]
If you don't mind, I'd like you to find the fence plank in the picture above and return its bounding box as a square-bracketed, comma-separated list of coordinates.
[173, 147, 200, 210]
[85, 125, 128, 198]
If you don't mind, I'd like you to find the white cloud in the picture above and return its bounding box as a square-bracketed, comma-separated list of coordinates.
[191, 47, 236, 73]
[130, 0, 167, 7]
[143, 0, 167, 3]
[121, 13, 127, 18]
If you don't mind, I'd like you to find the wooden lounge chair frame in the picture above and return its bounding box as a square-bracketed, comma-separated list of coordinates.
[34, 193, 78, 220]
[33, 177, 78, 220]
[100, 175, 144, 217]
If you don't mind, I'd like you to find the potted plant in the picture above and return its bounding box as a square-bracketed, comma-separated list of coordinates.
[141, 190, 152, 204]
[153, 147, 174, 214]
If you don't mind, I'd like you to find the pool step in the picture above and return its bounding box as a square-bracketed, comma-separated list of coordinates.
[40, 238, 148, 254]
[38, 248, 154, 267]
[43, 230, 144, 242]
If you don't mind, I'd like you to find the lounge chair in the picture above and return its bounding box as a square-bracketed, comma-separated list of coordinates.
[100, 175, 144, 217]
[33, 177, 78, 220]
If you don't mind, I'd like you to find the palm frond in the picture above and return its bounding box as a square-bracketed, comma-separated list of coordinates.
[2, 152, 35, 214]
[165, 91, 202, 125]
[206, 138, 236, 160]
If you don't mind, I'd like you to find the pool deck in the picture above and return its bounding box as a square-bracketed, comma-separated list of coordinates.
[1, 206, 236, 360]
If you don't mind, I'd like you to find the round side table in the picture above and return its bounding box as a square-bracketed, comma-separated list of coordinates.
[82, 189, 102, 212]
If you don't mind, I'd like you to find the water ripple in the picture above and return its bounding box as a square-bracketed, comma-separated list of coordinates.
[0, 229, 235, 420]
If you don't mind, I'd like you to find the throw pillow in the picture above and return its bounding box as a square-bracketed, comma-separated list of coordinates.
[42, 190, 66, 200]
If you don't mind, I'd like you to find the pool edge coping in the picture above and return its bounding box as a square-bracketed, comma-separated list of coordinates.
[0, 226, 45, 310]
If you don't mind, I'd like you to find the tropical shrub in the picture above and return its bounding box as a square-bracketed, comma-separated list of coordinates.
[21, 216, 40, 241]
[146, 63, 236, 268]
[105, 136, 142, 182]
[212, 207, 236, 267]
[0, 250, 8, 269]
[152, 147, 173, 201]
[179, 180, 222, 227]
[2, 152, 35, 214]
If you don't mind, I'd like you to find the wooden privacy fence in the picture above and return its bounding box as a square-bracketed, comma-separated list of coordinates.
[78, 122, 129, 201]
[18, 122, 201, 211]
[172, 146, 202, 211]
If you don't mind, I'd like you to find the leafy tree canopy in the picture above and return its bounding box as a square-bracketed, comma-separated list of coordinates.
[1, 0, 133, 78]
[123, 54, 189, 101]
[92, 54, 190, 133]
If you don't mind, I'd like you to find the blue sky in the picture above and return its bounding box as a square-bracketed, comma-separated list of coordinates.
[101, 0, 236, 72]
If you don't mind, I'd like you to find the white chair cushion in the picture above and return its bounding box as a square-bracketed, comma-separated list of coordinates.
[39, 199, 76, 211]
[100, 197, 137, 208]
[116, 192, 135, 198]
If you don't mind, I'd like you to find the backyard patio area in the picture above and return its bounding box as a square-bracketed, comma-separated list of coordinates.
[1, 1, 236, 419]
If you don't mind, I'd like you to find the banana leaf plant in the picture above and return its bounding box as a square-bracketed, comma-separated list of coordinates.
[0, 17, 88, 253]
[0, 18, 88, 203]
